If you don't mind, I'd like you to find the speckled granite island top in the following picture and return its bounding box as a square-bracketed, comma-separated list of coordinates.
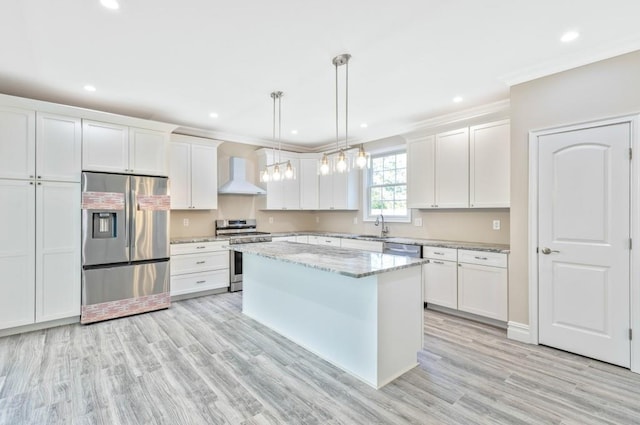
[229, 241, 428, 278]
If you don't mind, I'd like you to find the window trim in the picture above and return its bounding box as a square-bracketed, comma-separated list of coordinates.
[363, 149, 411, 223]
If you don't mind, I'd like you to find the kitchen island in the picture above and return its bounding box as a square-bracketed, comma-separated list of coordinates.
[230, 241, 428, 388]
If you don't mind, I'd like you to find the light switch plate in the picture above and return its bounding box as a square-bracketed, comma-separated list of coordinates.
[183, 218, 189, 227]
[269, 217, 274, 224]
[414, 218, 423, 227]
[353, 217, 358, 225]
[316, 216, 320, 223]
[493, 219, 501, 230]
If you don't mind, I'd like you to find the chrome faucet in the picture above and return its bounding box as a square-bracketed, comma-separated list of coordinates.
[374, 214, 389, 237]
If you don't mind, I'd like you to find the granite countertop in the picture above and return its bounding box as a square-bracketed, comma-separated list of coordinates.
[270, 232, 510, 253]
[170, 236, 229, 244]
[171, 232, 509, 253]
[228, 241, 428, 278]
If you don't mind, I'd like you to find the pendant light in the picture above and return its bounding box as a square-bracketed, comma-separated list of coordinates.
[318, 53, 369, 175]
[260, 91, 295, 182]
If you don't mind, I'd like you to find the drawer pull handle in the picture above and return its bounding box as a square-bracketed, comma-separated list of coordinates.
[433, 252, 444, 255]
[196, 246, 206, 249]
[196, 261, 205, 264]
[432, 260, 445, 265]
[474, 256, 488, 260]
[196, 280, 206, 284]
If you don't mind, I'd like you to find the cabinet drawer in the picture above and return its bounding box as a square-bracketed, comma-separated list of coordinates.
[316, 236, 342, 247]
[458, 249, 507, 268]
[170, 241, 227, 255]
[422, 246, 457, 261]
[170, 270, 229, 296]
[170, 251, 228, 275]
[295, 235, 309, 244]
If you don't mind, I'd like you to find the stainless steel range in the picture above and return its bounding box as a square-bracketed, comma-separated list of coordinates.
[215, 219, 271, 292]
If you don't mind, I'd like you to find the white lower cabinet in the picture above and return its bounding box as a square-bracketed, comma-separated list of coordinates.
[0, 179, 80, 330]
[170, 242, 229, 297]
[457, 250, 508, 321]
[422, 247, 458, 308]
[272, 236, 296, 242]
[295, 235, 309, 243]
[314, 236, 342, 247]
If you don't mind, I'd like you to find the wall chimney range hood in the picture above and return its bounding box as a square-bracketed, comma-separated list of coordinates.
[218, 157, 266, 195]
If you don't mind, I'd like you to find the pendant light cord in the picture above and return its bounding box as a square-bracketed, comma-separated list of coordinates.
[345, 59, 349, 150]
[335, 62, 339, 151]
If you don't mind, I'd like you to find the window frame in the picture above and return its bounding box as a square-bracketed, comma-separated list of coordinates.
[363, 149, 411, 223]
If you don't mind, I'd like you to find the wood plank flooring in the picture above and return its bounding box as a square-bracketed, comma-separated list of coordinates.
[1, 292, 639, 424]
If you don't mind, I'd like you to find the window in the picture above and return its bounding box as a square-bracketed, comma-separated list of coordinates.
[366, 150, 409, 221]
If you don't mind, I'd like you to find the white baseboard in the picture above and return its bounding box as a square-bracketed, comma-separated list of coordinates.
[507, 321, 531, 344]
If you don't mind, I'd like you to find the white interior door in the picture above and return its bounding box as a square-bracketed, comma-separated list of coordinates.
[538, 123, 631, 367]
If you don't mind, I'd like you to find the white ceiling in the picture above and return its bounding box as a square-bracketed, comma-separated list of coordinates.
[2, 0, 640, 149]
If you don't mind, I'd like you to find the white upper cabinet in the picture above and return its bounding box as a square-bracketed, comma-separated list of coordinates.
[83, 120, 168, 176]
[169, 135, 220, 210]
[36, 113, 82, 182]
[0, 106, 35, 180]
[299, 157, 319, 210]
[469, 120, 510, 208]
[407, 135, 435, 208]
[129, 127, 168, 176]
[318, 165, 359, 210]
[435, 128, 469, 208]
[82, 120, 129, 173]
[407, 128, 468, 209]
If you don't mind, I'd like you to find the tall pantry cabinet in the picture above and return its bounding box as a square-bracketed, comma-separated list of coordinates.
[0, 107, 81, 330]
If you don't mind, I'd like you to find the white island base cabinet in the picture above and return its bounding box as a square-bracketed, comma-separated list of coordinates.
[242, 254, 423, 389]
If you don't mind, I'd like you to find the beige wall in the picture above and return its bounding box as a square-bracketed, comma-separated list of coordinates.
[509, 50, 640, 324]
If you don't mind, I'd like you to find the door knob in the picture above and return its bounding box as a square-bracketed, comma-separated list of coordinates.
[541, 247, 560, 255]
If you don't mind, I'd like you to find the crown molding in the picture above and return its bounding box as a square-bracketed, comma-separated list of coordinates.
[500, 37, 640, 87]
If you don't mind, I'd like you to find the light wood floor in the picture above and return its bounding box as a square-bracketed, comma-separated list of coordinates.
[1, 292, 640, 425]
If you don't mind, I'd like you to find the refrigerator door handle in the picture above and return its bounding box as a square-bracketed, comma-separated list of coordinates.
[129, 188, 136, 249]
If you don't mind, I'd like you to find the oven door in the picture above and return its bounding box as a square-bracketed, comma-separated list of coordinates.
[229, 249, 243, 291]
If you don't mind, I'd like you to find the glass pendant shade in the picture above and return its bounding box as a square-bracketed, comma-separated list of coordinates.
[335, 150, 348, 173]
[355, 145, 368, 169]
[284, 161, 294, 179]
[261, 168, 270, 182]
[272, 164, 281, 181]
[320, 154, 330, 175]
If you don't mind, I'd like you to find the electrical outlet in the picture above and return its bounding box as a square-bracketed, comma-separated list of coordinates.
[183, 218, 189, 227]
[493, 220, 501, 230]
[414, 218, 423, 227]
[316, 216, 320, 224]
[268, 217, 274, 224]
[353, 217, 358, 225]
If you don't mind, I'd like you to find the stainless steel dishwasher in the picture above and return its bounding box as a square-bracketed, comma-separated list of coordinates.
[382, 242, 422, 258]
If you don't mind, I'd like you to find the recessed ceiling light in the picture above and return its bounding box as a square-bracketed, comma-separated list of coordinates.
[453, 96, 463, 103]
[209, 112, 219, 118]
[83, 85, 96, 92]
[360, 123, 368, 128]
[290, 130, 298, 135]
[560, 31, 580, 43]
[100, 0, 120, 10]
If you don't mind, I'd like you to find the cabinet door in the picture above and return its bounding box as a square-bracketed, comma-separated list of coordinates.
[168, 142, 192, 209]
[129, 127, 168, 176]
[318, 173, 333, 209]
[0, 106, 35, 180]
[190, 143, 218, 209]
[435, 128, 469, 208]
[299, 158, 319, 210]
[457, 263, 507, 321]
[407, 136, 435, 208]
[265, 180, 284, 209]
[82, 120, 129, 173]
[332, 167, 359, 210]
[469, 120, 510, 208]
[36, 182, 81, 322]
[423, 259, 457, 308]
[36, 113, 81, 182]
[0, 180, 35, 329]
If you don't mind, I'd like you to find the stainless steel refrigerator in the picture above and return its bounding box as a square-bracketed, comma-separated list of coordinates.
[81, 172, 170, 324]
